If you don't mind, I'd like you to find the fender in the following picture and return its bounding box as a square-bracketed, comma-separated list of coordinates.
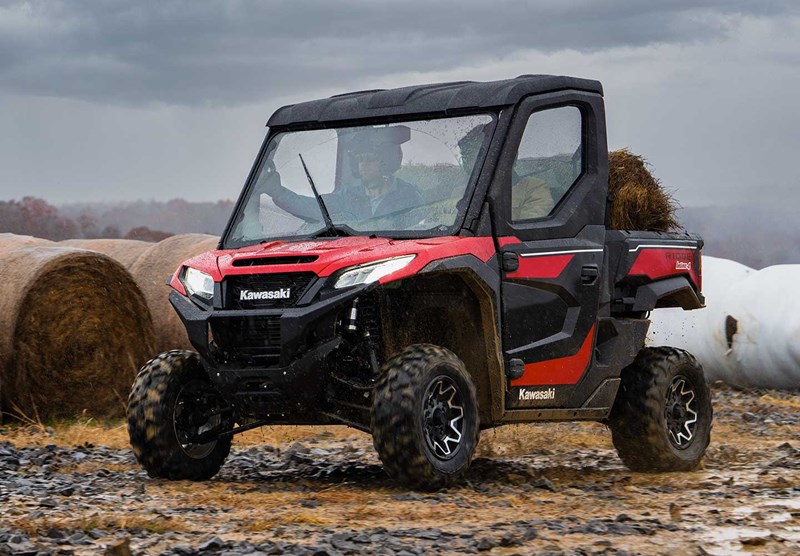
[632, 276, 704, 312]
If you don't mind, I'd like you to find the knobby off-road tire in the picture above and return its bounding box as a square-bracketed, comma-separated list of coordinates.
[127, 350, 232, 480]
[371, 344, 480, 491]
[609, 347, 712, 472]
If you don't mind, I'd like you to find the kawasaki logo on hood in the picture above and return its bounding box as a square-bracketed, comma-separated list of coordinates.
[239, 288, 291, 301]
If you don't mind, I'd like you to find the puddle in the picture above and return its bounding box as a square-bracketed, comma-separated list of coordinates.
[762, 498, 800, 510]
[701, 526, 774, 555]
[765, 511, 794, 523]
[700, 497, 800, 554]
[701, 523, 800, 555]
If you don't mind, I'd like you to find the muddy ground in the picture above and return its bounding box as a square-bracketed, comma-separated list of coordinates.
[0, 384, 798, 556]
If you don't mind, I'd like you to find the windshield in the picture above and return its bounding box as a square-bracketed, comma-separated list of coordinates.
[225, 114, 495, 247]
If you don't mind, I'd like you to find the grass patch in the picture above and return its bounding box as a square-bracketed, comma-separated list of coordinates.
[0, 418, 129, 449]
[13, 514, 186, 536]
[241, 511, 334, 532]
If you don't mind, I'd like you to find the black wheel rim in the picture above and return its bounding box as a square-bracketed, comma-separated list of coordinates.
[422, 375, 465, 461]
[173, 380, 225, 459]
[664, 375, 698, 449]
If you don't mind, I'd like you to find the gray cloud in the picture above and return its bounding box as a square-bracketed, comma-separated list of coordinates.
[0, 1, 798, 211]
[1, 0, 796, 106]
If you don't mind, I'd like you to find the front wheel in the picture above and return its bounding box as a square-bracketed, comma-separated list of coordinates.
[127, 350, 233, 480]
[371, 344, 480, 490]
[609, 347, 712, 472]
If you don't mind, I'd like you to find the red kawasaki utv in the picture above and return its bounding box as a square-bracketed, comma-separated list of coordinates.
[127, 75, 710, 490]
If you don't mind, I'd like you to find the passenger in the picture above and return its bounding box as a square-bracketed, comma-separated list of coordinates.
[458, 125, 554, 220]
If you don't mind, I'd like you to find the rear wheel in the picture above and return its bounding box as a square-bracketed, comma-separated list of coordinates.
[371, 344, 480, 490]
[609, 347, 712, 472]
[127, 350, 233, 480]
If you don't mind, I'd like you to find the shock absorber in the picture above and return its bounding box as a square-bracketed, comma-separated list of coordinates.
[346, 298, 359, 332]
[342, 295, 381, 375]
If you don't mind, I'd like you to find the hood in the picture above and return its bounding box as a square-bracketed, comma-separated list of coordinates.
[178, 236, 497, 285]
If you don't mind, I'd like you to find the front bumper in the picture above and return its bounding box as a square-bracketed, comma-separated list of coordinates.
[169, 284, 368, 418]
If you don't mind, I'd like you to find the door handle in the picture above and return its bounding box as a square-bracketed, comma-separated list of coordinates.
[501, 251, 519, 272]
[581, 264, 599, 285]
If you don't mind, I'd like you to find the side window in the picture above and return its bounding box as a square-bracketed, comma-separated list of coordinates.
[511, 106, 582, 222]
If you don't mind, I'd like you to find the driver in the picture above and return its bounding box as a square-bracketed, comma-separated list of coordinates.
[262, 130, 422, 223]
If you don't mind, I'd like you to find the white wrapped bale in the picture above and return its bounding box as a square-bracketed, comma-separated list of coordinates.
[719, 265, 800, 389]
[647, 257, 754, 382]
[648, 256, 800, 389]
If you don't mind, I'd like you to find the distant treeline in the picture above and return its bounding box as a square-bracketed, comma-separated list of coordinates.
[0, 197, 234, 241]
[59, 198, 235, 237]
[1, 197, 796, 268]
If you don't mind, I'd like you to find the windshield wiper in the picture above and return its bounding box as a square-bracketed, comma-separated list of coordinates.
[298, 153, 347, 237]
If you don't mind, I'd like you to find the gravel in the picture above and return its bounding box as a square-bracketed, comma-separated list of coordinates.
[0, 386, 798, 555]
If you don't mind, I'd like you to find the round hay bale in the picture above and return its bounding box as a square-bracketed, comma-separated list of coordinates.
[0, 245, 156, 420]
[0, 233, 52, 255]
[60, 238, 153, 269]
[608, 149, 678, 232]
[129, 234, 219, 353]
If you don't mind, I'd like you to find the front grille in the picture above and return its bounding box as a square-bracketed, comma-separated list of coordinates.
[224, 272, 316, 309]
[210, 315, 282, 365]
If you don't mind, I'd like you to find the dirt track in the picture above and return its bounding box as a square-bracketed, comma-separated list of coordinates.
[1, 385, 798, 555]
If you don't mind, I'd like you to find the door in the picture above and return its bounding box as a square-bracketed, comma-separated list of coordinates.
[491, 96, 608, 410]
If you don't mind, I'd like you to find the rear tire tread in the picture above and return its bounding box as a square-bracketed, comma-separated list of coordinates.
[610, 346, 712, 472]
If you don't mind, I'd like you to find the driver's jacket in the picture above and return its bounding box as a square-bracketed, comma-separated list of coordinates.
[270, 177, 423, 222]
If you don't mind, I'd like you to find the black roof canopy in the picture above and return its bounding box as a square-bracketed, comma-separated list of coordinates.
[266, 74, 603, 128]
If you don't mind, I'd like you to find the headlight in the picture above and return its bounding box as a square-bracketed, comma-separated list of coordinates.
[334, 255, 416, 289]
[181, 267, 215, 300]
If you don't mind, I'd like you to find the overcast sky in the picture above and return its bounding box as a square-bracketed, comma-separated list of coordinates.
[0, 0, 798, 207]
